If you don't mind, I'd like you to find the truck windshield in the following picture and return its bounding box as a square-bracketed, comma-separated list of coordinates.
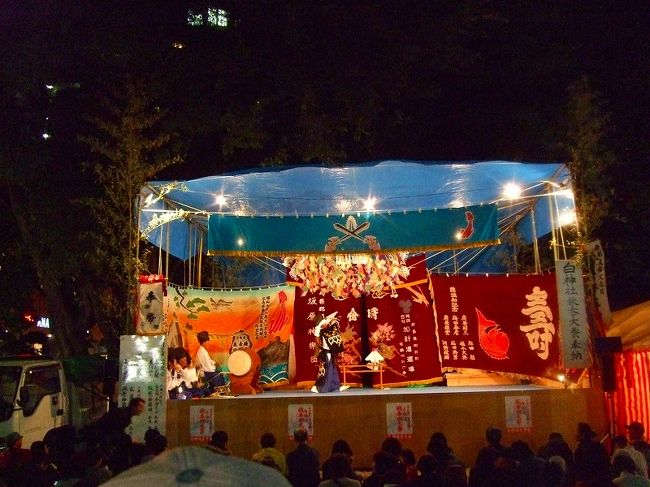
[0, 366, 21, 421]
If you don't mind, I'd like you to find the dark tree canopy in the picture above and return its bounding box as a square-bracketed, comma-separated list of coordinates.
[1, 1, 650, 355]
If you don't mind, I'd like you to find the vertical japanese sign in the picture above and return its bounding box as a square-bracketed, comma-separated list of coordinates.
[584, 240, 612, 326]
[136, 275, 166, 335]
[288, 404, 314, 439]
[505, 396, 532, 432]
[556, 260, 591, 368]
[386, 402, 413, 439]
[190, 405, 214, 442]
[118, 335, 167, 442]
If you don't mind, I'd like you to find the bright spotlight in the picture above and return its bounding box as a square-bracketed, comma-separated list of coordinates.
[215, 194, 227, 207]
[558, 209, 577, 226]
[502, 182, 522, 200]
[236, 238, 244, 247]
[363, 197, 377, 211]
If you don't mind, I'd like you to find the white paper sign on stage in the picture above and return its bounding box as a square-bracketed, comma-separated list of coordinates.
[555, 260, 591, 368]
[386, 402, 412, 440]
[190, 405, 214, 442]
[118, 335, 167, 442]
[288, 404, 314, 438]
[505, 395, 532, 432]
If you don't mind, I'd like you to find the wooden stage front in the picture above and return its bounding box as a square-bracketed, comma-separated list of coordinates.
[166, 384, 607, 469]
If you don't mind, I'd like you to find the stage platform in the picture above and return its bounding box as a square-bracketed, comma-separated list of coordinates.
[165, 383, 607, 469]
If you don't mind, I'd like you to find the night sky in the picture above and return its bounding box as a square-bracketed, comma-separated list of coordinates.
[2, 1, 650, 316]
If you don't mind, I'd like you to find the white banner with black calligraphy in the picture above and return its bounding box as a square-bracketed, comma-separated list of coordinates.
[118, 335, 167, 441]
[136, 281, 165, 335]
[584, 240, 612, 326]
[555, 260, 591, 368]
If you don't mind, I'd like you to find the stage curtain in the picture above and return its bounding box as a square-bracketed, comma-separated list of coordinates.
[430, 274, 562, 380]
[292, 255, 443, 388]
[292, 291, 364, 387]
[163, 285, 294, 387]
[611, 350, 650, 435]
[365, 257, 443, 386]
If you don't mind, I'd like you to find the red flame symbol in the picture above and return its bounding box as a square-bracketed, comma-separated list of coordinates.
[476, 308, 510, 360]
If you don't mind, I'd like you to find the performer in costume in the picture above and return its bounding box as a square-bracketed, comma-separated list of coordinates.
[311, 312, 350, 393]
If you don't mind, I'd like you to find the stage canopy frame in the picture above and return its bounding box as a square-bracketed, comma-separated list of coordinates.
[138, 160, 576, 287]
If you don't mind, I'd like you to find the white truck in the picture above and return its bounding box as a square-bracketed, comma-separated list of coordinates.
[0, 356, 111, 448]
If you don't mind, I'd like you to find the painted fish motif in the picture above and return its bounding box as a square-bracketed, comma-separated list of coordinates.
[476, 308, 510, 360]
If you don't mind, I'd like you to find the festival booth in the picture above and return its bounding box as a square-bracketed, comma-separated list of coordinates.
[606, 301, 650, 436]
[128, 161, 608, 467]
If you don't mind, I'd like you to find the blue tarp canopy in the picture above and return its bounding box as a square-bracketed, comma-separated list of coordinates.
[139, 160, 574, 280]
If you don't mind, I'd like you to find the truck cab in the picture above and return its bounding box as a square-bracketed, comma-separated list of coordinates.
[0, 357, 69, 447]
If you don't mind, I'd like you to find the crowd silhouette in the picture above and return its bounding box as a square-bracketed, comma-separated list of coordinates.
[0, 399, 648, 487]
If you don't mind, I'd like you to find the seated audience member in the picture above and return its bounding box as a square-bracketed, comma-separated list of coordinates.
[628, 422, 650, 472]
[543, 456, 567, 487]
[612, 453, 650, 487]
[77, 447, 112, 487]
[537, 432, 574, 467]
[410, 453, 443, 487]
[3, 432, 31, 481]
[469, 426, 506, 487]
[611, 434, 649, 479]
[287, 429, 320, 487]
[207, 430, 231, 456]
[573, 422, 610, 484]
[510, 440, 545, 486]
[401, 448, 418, 483]
[426, 431, 466, 484]
[141, 430, 168, 463]
[18, 440, 60, 486]
[252, 432, 287, 476]
[322, 439, 356, 481]
[319, 453, 361, 487]
[362, 451, 404, 487]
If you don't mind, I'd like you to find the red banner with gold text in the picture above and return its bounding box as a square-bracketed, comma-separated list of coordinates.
[365, 257, 443, 386]
[430, 274, 561, 380]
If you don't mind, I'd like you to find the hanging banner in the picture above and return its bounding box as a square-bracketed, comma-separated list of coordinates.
[430, 274, 561, 379]
[386, 402, 413, 440]
[365, 257, 443, 386]
[505, 396, 532, 433]
[190, 405, 214, 442]
[136, 275, 166, 335]
[208, 204, 498, 255]
[584, 240, 612, 326]
[556, 260, 591, 369]
[118, 335, 167, 441]
[163, 285, 294, 387]
[288, 404, 314, 439]
[293, 291, 363, 387]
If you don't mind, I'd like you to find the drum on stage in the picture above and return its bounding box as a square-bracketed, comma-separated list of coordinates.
[228, 350, 252, 377]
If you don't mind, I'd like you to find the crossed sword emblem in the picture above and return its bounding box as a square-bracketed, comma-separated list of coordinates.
[333, 219, 370, 242]
[326, 216, 380, 251]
